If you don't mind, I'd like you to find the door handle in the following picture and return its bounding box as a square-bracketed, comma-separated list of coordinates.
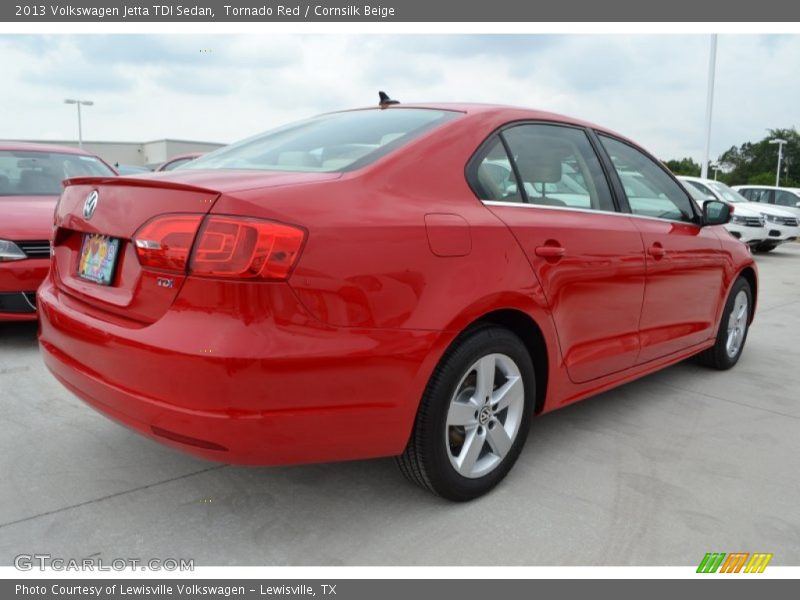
[535, 245, 566, 259]
[648, 243, 666, 259]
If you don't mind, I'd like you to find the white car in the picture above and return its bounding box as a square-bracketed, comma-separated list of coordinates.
[678, 176, 766, 249]
[683, 177, 799, 252]
[733, 185, 800, 218]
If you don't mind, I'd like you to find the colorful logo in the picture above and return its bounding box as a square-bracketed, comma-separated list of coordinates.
[697, 552, 773, 573]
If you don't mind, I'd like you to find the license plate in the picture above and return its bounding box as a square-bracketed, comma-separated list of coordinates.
[78, 234, 120, 286]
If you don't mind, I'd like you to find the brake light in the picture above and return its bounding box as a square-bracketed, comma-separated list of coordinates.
[190, 216, 305, 280]
[133, 215, 204, 272]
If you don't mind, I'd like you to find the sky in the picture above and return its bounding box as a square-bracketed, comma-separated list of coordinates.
[0, 34, 798, 162]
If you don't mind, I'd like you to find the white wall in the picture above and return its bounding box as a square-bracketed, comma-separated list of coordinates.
[3, 139, 224, 169]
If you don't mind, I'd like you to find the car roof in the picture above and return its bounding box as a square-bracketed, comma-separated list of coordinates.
[0, 141, 95, 155]
[735, 184, 800, 191]
[341, 103, 630, 140]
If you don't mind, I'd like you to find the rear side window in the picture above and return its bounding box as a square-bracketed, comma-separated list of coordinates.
[0, 150, 114, 197]
[599, 135, 695, 223]
[471, 136, 523, 203]
[500, 124, 616, 212]
[186, 108, 460, 173]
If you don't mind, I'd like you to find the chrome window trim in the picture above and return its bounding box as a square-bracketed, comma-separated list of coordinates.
[482, 199, 702, 228]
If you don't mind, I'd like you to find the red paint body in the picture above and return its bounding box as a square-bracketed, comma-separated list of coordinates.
[0, 142, 114, 321]
[37, 105, 757, 465]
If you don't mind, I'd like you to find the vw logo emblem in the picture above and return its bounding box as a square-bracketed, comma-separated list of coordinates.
[83, 191, 99, 220]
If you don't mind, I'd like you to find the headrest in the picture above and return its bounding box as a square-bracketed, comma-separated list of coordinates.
[277, 151, 318, 167]
[515, 146, 563, 184]
[380, 133, 404, 145]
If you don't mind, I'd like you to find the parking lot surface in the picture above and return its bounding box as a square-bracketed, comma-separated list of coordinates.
[1, 245, 799, 566]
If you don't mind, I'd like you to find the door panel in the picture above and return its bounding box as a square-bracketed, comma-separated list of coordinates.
[489, 206, 646, 382]
[471, 124, 648, 383]
[631, 218, 726, 361]
[595, 134, 728, 363]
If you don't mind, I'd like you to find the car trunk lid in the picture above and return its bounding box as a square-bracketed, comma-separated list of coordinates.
[52, 172, 340, 324]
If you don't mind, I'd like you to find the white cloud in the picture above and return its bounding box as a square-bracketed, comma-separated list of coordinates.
[0, 34, 797, 161]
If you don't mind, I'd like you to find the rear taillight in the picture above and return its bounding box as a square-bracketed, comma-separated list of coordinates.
[134, 215, 204, 272]
[190, 216, 305, 280]
[132, 214, 305, 281]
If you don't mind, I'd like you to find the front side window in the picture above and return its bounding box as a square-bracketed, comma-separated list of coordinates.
[685, 180, 714, 199]
[746, 188, 771, 203]
[599, 135, 695, 223]
[185, 108, 460, 173]
[683, 181, 712, 205]
[500, 124, 615, 212]
[774, 190, 800, 207]
[0, 151, 114, 197]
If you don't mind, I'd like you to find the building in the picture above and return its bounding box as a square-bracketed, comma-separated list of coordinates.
[3, 139, 225, 169]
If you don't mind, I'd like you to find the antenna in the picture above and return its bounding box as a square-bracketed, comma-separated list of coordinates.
[378, 91, 400, 108]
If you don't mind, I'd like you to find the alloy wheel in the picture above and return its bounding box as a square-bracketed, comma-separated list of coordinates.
[726, 290, 749, 358]
[444, 353, 525, 479]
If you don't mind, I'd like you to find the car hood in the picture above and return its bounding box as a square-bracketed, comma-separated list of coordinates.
[740, 202, 798, 218]
[0, 195, 57, 240]
[727, 202, 767, 217]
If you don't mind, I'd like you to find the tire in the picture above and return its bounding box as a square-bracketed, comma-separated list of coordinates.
[694, 277, 752, 370]
[396, 326, 535, 501]
[756, 242, 776, 253]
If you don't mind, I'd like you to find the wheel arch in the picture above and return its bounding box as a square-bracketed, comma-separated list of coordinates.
[462, 308, 550, 415]
[737, 265, 758, 323]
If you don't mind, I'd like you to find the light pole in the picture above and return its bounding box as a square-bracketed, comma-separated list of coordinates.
[64, 99, 93, 149]
[768, 138, 787, 187]
[701, 34, 718, 180]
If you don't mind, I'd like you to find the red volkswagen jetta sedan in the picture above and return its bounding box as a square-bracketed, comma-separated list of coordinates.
[1, 142, 116, 320]
[38, 103, 756, 500]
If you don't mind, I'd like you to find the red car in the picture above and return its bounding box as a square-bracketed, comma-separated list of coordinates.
[0, 142, 115, 321]
[155, 152, 204, 172]
[38, 103, 756, 500]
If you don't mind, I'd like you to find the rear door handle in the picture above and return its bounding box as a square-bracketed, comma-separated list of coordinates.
[535, 245, 566, 259]
[648, 243, 666, 259]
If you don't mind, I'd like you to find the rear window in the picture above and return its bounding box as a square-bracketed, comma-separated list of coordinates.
[185, 108, 461, 173]
[0, 150, 115, 197]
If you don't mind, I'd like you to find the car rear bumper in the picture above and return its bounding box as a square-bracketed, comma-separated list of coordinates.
[37, 277, 442, 465]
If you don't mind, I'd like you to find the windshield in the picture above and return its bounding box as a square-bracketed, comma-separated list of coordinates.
[0, 150, 114, 197]
[707, 180, 749, 203]
[185, 108, 461, 173]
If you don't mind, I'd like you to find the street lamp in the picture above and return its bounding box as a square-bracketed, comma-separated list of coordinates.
[768, 138, 788, 187]
[64, 99, 94, 149]
[700, 34, 718, 180]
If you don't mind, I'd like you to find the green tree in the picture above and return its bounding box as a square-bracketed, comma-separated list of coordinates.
[717, 128, 800, 187]
[664, 157, 701, 176]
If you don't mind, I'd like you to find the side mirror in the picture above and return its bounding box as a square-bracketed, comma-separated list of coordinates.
[703, 200, 731, 226]
[795, 201, 800, 208]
